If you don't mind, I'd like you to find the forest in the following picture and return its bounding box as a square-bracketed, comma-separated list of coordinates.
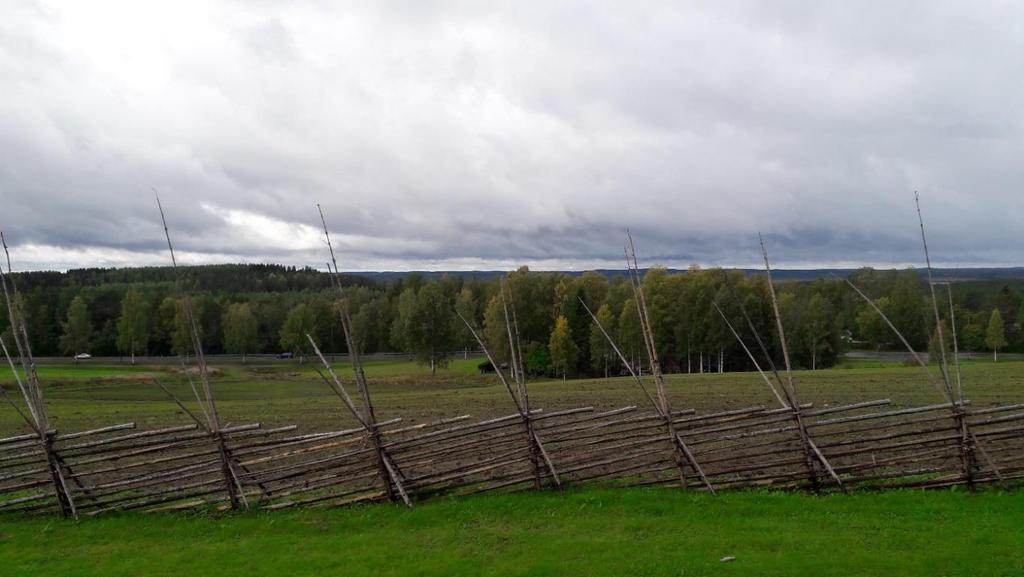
[1, 263, 1020, 377]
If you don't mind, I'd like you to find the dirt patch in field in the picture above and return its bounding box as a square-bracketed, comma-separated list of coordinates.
[102, 373, 158, 381]
[171, 366, 224, 377]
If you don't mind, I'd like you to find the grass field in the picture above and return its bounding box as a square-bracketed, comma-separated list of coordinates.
[3, 360, 1024, 575]
[1, 488, 1022, 576]
[3, 357, 1023, 435]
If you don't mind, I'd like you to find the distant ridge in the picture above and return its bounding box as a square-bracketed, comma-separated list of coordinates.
[14, 264, 1024, 290]
[352, 267, 1024, 282]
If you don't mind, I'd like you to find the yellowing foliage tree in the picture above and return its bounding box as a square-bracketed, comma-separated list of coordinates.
[549, 315, 577, 380]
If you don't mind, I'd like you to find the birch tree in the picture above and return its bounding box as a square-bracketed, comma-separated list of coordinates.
[60, 296, 92, 361]
[985, 308, 1007, 362]
[116, 290, 149, 364]
[280, 303, 315, 362]
[802, 293, 832, 370]
[589, 303, 616, 378]
[223, 302, 258, 363]
[392, 284, 456, 376]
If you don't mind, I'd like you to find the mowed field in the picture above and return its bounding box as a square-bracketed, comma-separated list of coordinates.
[2, 359, 1023, 576]
[2, 356, 1023, 435]
[1, 488, 1022, 577]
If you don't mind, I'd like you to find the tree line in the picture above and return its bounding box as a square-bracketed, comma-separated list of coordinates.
[2, 264, 1020, 375]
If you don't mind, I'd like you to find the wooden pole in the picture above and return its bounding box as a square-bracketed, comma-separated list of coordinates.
[941, 282, 981, 485]
[0, 233, 79, 516]
[0, 337, 42, 434]
[155, 194, 241, 510]
[759, 234, 842, 491]
[838, 274, 950, 403]
[915, 192, 954, 402]
[307, 336, 409, 506]
[718, 271, 789, 395]
[314, 205, 412, 506]
[910, 196, 971, 483]
[455, 310, 562, 489]
[942, 283, 964, 404]
[0, 233, 47, 423]
[500, 278, 552, 489]
[711, 302, 788, 409]
[615, 235, 716, 493]
[625, 232, 670, 414]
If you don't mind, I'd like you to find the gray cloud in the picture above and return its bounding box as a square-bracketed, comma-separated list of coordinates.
[1, 0, 1023, 272]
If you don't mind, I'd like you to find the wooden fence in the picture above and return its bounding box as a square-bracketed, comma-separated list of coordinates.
[3, 396, 1021, 517]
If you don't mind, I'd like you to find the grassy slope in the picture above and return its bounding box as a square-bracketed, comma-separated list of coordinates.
[1, 488, 1022, 577]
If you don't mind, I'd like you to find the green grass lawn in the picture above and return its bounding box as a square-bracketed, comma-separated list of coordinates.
[1, 487, 1021, 576]
[29, 364, 162, 380]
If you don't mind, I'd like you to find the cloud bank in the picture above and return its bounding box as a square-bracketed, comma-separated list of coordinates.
[2, 1, 1023, 271]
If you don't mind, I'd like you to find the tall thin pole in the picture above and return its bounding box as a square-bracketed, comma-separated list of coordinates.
[914, 193, 974, 485]
[155, 194, 220, 430]
[759, 234, 797, 408]
[711, 302, 788, 409]
[839, 274, 950, 403]
[915, 192, 954, 404]
[155, 194, 242, 509]
[943, 283, 964, 404]
[759, 234, 842, 491]
[579, 298, 660, 413]
[456, 310, 561, 488]
[623, 234, 714, 492]
[719, 270, 788, 394]
[625, 231, 668, 414]
[0, 232, 47, 429]
[0, 336, 41, 432]
[0, 233, 77, 516]
[316, 204, 411, 505]
[499, 279, 522, 394]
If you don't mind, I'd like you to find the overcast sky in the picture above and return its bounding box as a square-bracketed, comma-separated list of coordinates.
[2, 1, 1022, 272]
